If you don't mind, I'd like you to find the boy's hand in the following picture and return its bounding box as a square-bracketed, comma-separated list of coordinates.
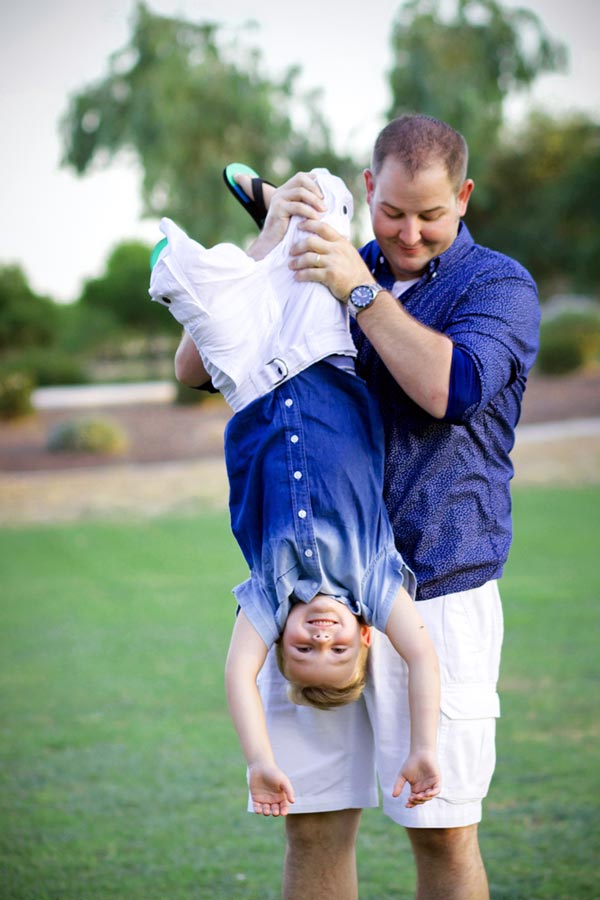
[248, 763, 296, 817]
[244, 172, 325, 261]
[392, 750, 441, 808]
[261, 173, 325, 245]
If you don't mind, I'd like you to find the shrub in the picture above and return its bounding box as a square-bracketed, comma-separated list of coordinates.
[537, 309, 600, 375]
[536, 331, 586, 375]
[0, 371, 34, 420]
[47, 417, 129, 455]
[3, 348, 88, 387]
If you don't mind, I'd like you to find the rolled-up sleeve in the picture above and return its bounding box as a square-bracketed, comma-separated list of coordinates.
[444, 273, 540, 421]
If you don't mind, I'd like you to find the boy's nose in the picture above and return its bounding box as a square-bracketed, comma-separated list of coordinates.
[313, 631, 330, 642]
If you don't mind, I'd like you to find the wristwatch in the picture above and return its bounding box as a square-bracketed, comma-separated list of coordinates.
[347, 283, 386, 317]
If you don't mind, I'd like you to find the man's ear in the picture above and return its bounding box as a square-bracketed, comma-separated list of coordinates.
[364, 168, 375, 204]
[457, 179, 475, 216]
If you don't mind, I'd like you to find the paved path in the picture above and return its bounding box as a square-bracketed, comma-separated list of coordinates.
[515, 417, 600, 443]
[33, 381, 176, 409]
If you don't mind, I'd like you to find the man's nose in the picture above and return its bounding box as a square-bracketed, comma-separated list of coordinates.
[399, 217, 420, 245]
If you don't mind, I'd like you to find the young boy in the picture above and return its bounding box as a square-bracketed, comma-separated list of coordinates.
[148, 169, 440, 816]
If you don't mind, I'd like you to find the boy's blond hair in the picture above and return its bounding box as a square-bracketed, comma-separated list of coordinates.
[275, 641, 370, 711]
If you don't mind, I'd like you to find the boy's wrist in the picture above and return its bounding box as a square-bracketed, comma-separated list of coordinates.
[247, 755, 275, 770]
[408, 744, 438, 757]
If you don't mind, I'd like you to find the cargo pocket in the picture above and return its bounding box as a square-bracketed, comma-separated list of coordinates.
[437, 685, 500, 804]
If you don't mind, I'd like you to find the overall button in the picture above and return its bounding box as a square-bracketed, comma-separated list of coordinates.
[293, 471, 302, 480]
[285, 399, 293, 407]
[304, 549, 313, 558]
[290, 435, 299, 444]
[298, 509, 307, 519]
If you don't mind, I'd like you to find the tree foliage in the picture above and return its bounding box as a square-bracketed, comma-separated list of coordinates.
[0, 265, 60, 352]
[61, 3, 358, 246]
[387, 0, 566, 183]
[467, 111, 600, 294]
[79, 240, 174, 334]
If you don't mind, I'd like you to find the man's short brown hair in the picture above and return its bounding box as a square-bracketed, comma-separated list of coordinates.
[372, 114, 469, 192]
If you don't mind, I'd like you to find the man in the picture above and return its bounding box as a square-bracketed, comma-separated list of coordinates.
[175, 115, 539, 899]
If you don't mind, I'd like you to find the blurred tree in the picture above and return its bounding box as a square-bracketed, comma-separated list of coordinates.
[387, 0, 566, 185]
[0, 265, 60, 351]
[79, 240, 176, 334]
[60, 3, 358, 246]
[467, 111, 600, 295]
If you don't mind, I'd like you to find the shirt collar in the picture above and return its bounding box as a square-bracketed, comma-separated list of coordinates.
[368, 221, 475, 289]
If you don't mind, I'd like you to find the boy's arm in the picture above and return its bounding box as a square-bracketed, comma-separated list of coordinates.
[384, 588, 442, 807]
[174, 331, 210, 387]
[225, 610, 295, 816]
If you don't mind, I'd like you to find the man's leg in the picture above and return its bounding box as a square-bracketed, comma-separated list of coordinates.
[407, 824, 488, 900]
[282, 809, 362, 900]
[365, 583, 504, 897]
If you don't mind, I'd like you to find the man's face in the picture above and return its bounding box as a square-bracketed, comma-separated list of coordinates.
[364, 157, 474, 281]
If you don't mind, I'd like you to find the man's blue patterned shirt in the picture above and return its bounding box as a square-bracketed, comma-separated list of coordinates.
[354, 222, 540, 600]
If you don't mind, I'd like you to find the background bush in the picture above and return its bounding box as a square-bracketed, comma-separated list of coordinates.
[47, 417, 129, 455]
[536, 309, 600, 375]
[0, 371, 34, 420]
[3, 348, 88, 387]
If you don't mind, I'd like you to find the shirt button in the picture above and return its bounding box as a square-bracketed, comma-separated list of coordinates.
[285, 399, 293, 407]
[290, 435, 299, 444]
[304, 549, 313, 558]
[294, 471, 302, 480]
[298, 509, 307, 519]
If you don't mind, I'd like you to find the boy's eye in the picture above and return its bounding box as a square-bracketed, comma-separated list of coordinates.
[332, 647, 347, 655]
[295, 646, 311, 653]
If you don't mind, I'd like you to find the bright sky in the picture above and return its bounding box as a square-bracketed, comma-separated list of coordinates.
[1, 0, 598, 303]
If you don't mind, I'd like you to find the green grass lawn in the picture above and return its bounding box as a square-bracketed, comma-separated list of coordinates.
[1, 487, 598, 899]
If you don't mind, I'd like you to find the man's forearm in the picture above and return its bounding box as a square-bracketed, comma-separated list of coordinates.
[354, 291, 452, 419]
[290, 219, 453, 418]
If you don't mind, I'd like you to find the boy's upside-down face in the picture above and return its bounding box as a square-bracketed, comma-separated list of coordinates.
[281, 594, 371, 688]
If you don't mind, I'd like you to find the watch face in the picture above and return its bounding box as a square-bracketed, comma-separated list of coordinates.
[351, 285, 375, 307]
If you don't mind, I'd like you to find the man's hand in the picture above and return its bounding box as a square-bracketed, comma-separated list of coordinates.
[392, 750, 441, 809]
[288, 218, 375, 301]
[248, 763, 296, 817]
